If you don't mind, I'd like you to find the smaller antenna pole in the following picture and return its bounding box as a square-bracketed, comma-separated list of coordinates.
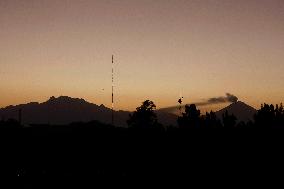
[112, 55, 114, 125]
[178, 91, 183, 115]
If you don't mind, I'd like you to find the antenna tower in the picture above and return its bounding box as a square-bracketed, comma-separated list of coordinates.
[112, 55, 114, 125]
[178, 91, 183, 115]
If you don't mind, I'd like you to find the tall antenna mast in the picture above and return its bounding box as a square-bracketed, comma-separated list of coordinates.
[112, 55, 114, 125]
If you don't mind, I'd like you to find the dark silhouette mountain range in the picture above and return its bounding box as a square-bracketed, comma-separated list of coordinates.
[0, 96, 177, 127]
[0, 97, 257, 127]
[216, 101, 257, 122]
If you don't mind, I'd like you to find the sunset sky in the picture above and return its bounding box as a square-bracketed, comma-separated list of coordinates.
[1, 0, 283, 111]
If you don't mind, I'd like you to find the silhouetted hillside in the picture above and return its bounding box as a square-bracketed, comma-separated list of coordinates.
[216, 101, 257, 123]
[0, 96, 177, 127]
[1, 101, 284, 181]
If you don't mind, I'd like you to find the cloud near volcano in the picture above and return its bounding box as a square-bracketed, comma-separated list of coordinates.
[158, 93, 238, 113]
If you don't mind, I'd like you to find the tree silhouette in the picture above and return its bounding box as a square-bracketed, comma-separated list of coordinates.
[275, 103, 284, 127]
[202, 111, 222, 128]
[127, 100, 161, 129]
[254, 103, 284, 128]
[222, 110, 237, 128]
[177, 104, 201, 128]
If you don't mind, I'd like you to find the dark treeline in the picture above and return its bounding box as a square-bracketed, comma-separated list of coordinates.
[0, 100, 284, 184]
[178, 103, 284, 129]
[127, 100, 284, 129]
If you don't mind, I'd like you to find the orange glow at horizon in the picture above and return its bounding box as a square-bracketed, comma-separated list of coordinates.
[0, 0, 283, 111]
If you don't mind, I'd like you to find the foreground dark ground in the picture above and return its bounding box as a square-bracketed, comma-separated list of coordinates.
[1, 121, 284, 187]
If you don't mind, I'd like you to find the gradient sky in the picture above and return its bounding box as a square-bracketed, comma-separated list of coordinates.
[1, 0, 284, 111]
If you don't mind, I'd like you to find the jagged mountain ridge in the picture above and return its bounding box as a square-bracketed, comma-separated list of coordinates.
[0, 96, 177, 127]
